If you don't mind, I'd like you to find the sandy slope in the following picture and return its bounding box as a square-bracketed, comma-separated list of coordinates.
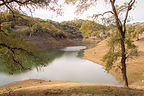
[84, 33, 144, 88]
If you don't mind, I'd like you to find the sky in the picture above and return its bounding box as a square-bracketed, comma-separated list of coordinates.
[25, 0, 144, 23]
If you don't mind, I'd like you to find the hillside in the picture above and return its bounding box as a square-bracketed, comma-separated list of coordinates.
[84, 33, 144, 89]
[1, 11, 109, 49]
[0, 79, 144, 96]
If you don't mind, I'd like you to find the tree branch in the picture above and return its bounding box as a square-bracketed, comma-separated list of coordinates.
[0, 42, 36, 70]
[0, 43, 34, 57]
[0, 0, 14, 6]
[92, 11, 114, 20]
[0, 0, 31, 6]
[10, 48, 25, 70]
[110, 0, 123, 34]
[13, 0, 31, 5]
[113, 65, 122, 70]
[123, 0, 135, 34]
[1, 0, 16, 18]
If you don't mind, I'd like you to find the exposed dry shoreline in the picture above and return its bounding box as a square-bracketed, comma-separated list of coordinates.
[0, 79, 144, 96]
[84, 35, 144, 89]
[0, 37, 144, 95]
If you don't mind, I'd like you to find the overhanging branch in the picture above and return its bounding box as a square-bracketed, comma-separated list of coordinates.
[0, 43, 34, 57]
[0, 42, 36, 70]
[0, 0, 31, 6]
[92, 11, 114, 19]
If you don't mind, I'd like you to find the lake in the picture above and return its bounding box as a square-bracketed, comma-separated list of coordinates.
[0, 46, 121, 86]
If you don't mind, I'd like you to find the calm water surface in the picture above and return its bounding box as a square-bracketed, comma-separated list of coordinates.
[0, 46, 121, 86]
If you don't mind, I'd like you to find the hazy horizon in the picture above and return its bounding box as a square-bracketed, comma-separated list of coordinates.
[23, 0, 144, 23]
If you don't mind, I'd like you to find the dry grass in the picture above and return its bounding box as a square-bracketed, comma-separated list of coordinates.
[84, 34, 144, 88]
[0, 79, 144, 96]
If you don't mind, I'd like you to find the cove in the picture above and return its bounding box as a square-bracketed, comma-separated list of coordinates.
[0, 46, 122, 86]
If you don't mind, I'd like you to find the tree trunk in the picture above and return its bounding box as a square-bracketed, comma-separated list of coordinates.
[110, 0, 129, 87]
[120, 33, 128, 87]
[0, 21, 1, 32]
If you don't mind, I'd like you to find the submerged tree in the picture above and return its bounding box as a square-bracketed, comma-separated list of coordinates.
[0, 0, 62, 74]
[65, 0, 136, 87]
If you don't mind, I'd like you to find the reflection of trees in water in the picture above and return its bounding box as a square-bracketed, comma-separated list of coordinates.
[45, 50, 65, 64]
[0, 50, 64, 74]
[77, 49, 84, 58]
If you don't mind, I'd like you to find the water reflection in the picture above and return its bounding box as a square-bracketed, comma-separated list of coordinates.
[0, 46, 122, 86]
[0, 50, 65, 74]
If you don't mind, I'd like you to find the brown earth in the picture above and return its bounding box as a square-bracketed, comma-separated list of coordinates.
[26, 33, 100, 50]
[0, 79, 144, 96]
[84, 34, 144, 89]
[25, 32, 76, 49]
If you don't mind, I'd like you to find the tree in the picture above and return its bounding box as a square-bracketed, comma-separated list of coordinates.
[131, 25, 144, 40]
[79, 20, 108, 39]
[0, 0, 62, 73]
[65, 0, 136, 87]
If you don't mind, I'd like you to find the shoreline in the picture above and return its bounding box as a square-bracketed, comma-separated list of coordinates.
[84, 38, 144, 89]
[0, 38, 144, 95]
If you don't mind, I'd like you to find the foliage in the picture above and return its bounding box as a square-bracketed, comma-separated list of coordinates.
[0, 11, 92, 74]
[1, 22, 13, 33]
[79, 20, 108, 39]
[0, 32, 49, 74]
[77, 49, 84, 57]
[60, 19, 84, 39]
[65, 0, 136, 87]
[0, 0, 62, 15]
[102, 30, 138, 71]
[0, 0, 62, 74]
[127, 24, 144, 40]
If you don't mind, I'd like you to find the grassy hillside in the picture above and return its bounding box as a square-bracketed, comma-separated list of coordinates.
[1, 11, 108, 49]
[84, 33, 144, 89]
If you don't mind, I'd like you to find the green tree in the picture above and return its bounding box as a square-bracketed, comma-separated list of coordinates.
[79, 20, 107, 39]
[133, 25, 144, 40]
[66, 0, 136, 87]
[127, 24, 144, 40]
[60, 20, 83, 39]
[0, 0, 62, 73]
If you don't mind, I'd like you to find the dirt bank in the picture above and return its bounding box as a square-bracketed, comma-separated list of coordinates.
[84, 34, 144, 88]
[0, 79, 144, 96]
[26, 31, 101, 50]
[25, 32, 76, 49]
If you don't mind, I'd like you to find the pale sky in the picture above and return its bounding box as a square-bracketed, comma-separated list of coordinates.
[25, 0, 144, 23]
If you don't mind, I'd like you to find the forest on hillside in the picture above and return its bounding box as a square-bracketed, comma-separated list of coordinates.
[1, 0, 144, 95]
[1, 10, 144, 43]
[0, 10, 110, 40]
[1, 10, 144, 74]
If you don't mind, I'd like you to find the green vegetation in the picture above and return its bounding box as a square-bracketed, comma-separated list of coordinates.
[60, 19, 84, 39]
[1, 10, 105, 74]
[1, 5, 144, 76]
[77, 49, 85, 57]
[80, 20, 109, 39]
[127, 24, 144, 40]
[102, 28, 138, 71]
[0, 0, 64, 74]
[1, 0, 144, 90]
[65, 0, 144, 87]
